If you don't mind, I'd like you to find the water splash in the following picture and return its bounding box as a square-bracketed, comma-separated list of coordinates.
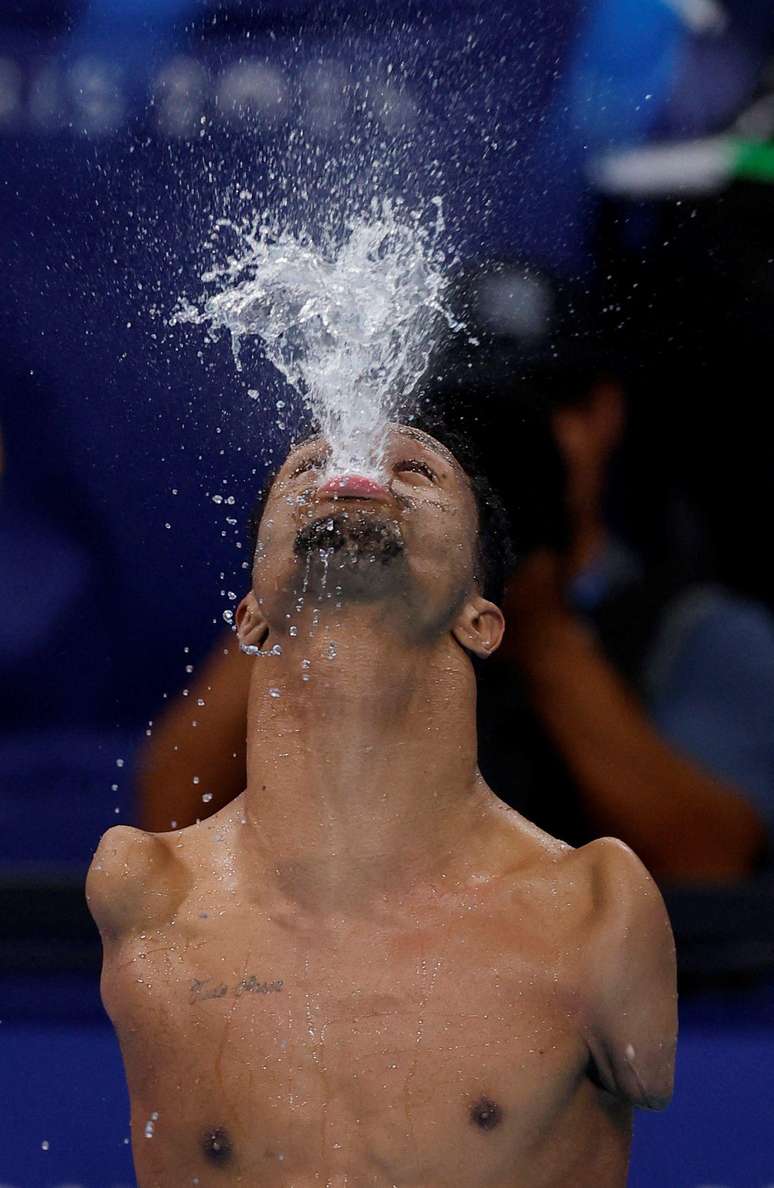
[173, 197, 459, 477]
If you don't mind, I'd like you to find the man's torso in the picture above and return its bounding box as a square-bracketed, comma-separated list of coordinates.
[98, 808, 632, 1187]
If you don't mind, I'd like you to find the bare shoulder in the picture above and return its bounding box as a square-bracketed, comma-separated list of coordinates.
[579, 836, 676, 947]
[571, 837, 678, 1111]
[86, 825, 185, 943]
[569, 835, 675, 979]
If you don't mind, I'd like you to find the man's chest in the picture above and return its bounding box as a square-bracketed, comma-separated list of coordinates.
[105, 898, 597, 1182]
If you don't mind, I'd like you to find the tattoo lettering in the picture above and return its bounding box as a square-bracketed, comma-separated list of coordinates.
[235, 974, 285, 997]
[189, 976, 284, 1005]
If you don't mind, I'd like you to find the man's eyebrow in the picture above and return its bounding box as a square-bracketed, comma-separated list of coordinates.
[395, 425, 463, 475]
[283, 435, 328, 467]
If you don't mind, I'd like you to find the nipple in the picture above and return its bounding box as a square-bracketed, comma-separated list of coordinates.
[201, 1127, 233, 1163]
[469, 1097, 503, 1131]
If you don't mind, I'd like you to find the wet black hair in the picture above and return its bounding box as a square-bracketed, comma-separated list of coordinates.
[404, 407, 515, 607]
[412, 374, 570, 567]
[246, 413, 517, 607]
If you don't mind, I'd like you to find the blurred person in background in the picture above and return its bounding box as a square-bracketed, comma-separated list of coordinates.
[477, 364, 772, 884]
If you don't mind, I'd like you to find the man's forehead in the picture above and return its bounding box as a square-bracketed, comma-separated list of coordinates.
[285, 423, 464, 475]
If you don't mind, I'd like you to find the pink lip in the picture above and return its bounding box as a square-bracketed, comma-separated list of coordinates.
[317, 474, 390, 500]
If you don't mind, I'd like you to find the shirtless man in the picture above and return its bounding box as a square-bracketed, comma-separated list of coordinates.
[87, 421, 677, 1187]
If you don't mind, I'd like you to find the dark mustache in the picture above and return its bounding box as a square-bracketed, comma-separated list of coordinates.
[293, 512, 405, 561]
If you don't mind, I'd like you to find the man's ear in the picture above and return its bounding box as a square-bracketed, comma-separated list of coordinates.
[451, 595, 505, 659]
[235, 592, 270, 651]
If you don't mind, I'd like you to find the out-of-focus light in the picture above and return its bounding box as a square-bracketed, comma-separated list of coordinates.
[28, 63, 69, 132]
[68, 57, 125, 135]
[590, 137, 733, 198]
[0, 53, 420, 141]
[153, 56, 209, 137]
[0, 58, 22, 126]
[377, 81, 417, 136]
[217, 62, 288, 124]
[301, 61, 348, 134]
[735, 95, 774, 142]
[660, 0, 727, 36]
[476, 272, 553, 342]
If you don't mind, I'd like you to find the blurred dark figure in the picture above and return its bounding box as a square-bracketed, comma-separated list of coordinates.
[472, 364, 772, 884]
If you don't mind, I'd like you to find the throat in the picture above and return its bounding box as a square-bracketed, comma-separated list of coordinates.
[245, 626, 479, 808]
[241, 623, 484, 910]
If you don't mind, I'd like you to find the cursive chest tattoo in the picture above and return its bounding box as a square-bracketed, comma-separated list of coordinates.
[189, 975, 285, 1005]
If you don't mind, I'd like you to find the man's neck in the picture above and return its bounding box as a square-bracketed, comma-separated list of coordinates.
[240, 607, 493, 916]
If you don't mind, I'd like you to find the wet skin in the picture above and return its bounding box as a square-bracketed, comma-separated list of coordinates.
[88, 426, 676, 1185]
[90, 805, 676, 1187]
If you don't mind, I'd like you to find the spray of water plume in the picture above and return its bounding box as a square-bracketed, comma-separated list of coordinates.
[173, 197, 460, 477]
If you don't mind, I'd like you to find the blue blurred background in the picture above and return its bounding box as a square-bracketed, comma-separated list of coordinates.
[2, 1, 774, 1184]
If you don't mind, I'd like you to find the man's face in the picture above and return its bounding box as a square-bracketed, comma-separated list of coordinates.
[251, 424, 481, 636]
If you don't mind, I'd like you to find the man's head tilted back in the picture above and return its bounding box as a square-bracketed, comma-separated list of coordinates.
[236, 419, 513, 665]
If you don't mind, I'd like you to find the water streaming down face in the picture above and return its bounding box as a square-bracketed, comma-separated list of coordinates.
[172, 197, 459, 478]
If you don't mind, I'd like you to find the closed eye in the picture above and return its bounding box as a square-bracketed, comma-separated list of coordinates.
[395, 458, 437, 482]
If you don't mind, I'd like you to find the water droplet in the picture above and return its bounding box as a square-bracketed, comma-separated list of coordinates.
[196, 698, 206, 707]
[268, 687, 281, 698]
[41, 1139, 50, 1151]
[223, 609, 234, 624]
[185, 664, 194, 673]
[202, 792, 213, 803]
[288, 625, 298, 637]
[192, 776, 200, 785]
[325, 642, 337, 660]
[116, 758, 124, 768]
[212, 494, 223, 504]
[301, 659, 312, 669]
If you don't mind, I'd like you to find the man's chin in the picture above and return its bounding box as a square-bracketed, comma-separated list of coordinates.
[293, 510, 406, 599]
